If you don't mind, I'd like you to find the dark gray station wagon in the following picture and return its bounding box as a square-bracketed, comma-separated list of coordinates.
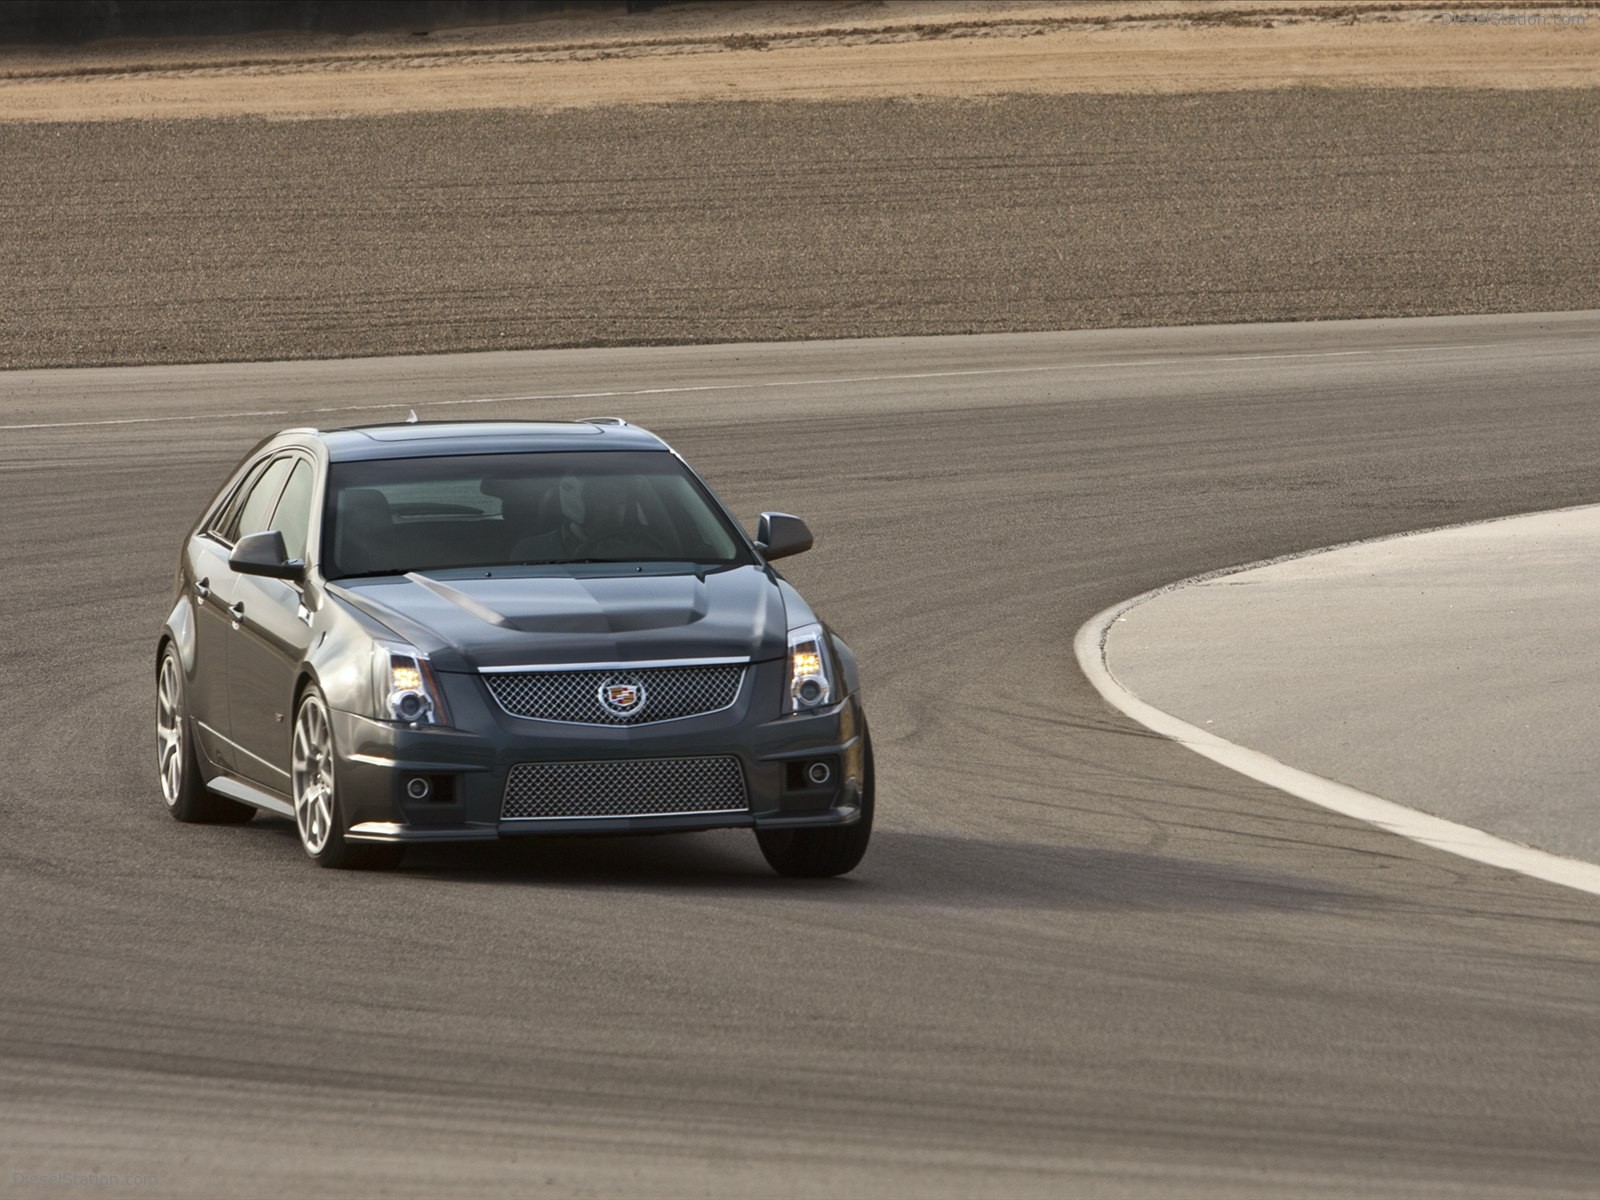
[155, 419, 872, 875]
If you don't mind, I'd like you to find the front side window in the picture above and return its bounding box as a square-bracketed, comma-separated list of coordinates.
[226, 456, 294, 545]
[269, 459, 316, 563]
[322, 451, 753, 579]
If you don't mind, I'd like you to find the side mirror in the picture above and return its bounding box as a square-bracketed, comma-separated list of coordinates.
[230, 530, 305, 582]
[755, 512, 813, 561]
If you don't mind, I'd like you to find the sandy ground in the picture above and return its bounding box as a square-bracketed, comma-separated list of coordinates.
[0, 0, 1596, 370]
[1, 1, 1597, 121]
[2, 86, 1596, 369]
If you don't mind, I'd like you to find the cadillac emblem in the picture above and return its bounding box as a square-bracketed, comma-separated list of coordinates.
[598, 676, 647, 718]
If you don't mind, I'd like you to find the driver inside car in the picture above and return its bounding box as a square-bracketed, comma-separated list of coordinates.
[510, 473, 640, 562]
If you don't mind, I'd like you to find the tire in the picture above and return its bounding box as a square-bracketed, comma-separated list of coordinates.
[756, 726, 874, 879]
[157, 644, 254, 825]
[291, 686, 404, 871]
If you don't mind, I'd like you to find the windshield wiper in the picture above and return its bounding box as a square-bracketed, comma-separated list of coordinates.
[510, 558, 636, 566]
[333, 567, 416, 580]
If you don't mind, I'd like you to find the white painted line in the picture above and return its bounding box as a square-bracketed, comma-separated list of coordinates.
[0, 340, 1516, 432]
[466, 362, 1154, 407]
[1208, 342, 1511, 363]
[1073, 521, 1600, 899]
[0, 406, 304, 432]
[0, 360, 1182, 430]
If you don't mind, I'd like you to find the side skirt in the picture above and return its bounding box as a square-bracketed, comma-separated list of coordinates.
[206, 775, 294, 819]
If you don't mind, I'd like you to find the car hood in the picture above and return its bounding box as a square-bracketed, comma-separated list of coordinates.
[327, 564, 788, 671]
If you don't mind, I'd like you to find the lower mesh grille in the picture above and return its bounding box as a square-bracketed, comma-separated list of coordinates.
[501, 756, 748, 820]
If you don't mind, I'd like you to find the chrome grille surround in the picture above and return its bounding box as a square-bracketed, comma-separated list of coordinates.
[482, 661, 746, 726]
[501, 756, 749, 820]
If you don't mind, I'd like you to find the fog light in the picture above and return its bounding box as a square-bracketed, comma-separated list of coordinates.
[405, 776, 431, 801]
[807, 761, 832, 786]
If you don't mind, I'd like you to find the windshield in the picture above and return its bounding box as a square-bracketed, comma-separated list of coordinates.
[322, 450, 754, 579]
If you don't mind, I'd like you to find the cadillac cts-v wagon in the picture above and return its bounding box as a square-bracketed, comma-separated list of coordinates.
[155, 419, 872, 875]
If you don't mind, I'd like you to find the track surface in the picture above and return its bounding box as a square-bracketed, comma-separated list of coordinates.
[7, 312, 1600, 1198]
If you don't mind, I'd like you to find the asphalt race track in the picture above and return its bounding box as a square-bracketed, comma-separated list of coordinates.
[6, 311, 1600, 1198]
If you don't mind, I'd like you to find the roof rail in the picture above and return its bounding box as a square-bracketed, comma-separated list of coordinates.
[578, 416, 629, 427]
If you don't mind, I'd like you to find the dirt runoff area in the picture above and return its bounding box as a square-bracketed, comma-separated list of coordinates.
[4, 1, 1598, 119]
[1, 0, 1597, 368]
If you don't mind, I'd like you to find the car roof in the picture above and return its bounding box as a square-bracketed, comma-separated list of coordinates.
[297, 419, 671, 462]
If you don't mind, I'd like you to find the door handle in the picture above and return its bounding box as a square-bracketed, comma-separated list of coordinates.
[195, 577, 210, 603]
[228, 601, 246, 627]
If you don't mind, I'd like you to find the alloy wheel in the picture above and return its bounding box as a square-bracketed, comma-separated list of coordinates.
[156, 653, 185, 807]
[292, 694, 336, 856]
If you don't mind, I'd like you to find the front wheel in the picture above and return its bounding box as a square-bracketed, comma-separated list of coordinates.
[756, 727, 874, 878]
[291, 686, 403, 871]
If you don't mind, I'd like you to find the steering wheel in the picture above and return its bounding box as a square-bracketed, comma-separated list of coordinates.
[570, 529, 673, 560]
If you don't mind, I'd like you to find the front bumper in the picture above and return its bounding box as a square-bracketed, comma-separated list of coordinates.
[333, 660, 866, 844]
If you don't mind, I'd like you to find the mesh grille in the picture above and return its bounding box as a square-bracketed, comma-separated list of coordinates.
[483, 664, 745, 725]
[502, 756, 748, 820]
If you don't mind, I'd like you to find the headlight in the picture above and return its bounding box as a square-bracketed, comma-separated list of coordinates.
[785, 623, 834, 713]
[374, 645, 448, 726]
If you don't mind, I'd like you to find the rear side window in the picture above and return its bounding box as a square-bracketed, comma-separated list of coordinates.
[269, 459, 316, 563]
[226, 456, 294, 544]
[209, 459, 270, 541]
